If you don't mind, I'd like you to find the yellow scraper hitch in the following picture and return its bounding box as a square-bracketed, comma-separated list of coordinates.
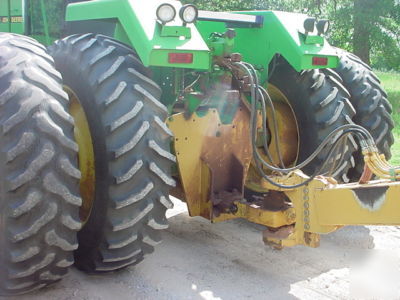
[262, 171, 400, 249]
[168, 107, 400, 250]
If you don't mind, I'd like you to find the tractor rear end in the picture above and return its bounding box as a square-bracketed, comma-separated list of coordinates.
[0, 0, 398, 295]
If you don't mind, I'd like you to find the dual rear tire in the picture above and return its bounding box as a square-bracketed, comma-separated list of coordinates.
[268, 60, 357, 182]
[0, 33, 174, 295]
[0, 33, 81, 295]
[267, 53, 393, 182]
[49, 34, 175, 272]
[331, 49, 394, 180]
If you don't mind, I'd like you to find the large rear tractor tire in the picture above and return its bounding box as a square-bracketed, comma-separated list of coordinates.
[331, 49, 394, 181]
[0, 34, 81, 295]
[49, 34, 175, 273]
[268, 59, 357, 182]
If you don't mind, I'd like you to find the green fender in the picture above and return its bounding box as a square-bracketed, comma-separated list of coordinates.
[66, 1, 338, 80]
[65, 0, 211, 70]
[196, 11, 339, 83]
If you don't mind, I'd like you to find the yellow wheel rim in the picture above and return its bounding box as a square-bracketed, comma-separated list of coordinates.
[265, 84, 299, 166]
[65, 86, 96, 224]
[245, 84, 299, 192]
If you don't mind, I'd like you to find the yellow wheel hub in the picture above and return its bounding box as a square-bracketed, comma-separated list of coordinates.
[65, 86, 96, 223]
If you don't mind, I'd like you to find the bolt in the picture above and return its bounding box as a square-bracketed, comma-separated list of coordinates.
[216, 131, 221, 137]
[229, 204, 238, 214]
[287, 212, 296, 222]
[224, 28, 236, 39]
[231, 53, 242, 62]
[303, 202, 309, 209]
[304, 224, 310, 230]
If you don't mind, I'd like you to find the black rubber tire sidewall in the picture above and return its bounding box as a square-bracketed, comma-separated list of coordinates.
[332, 49, 394, 181]
[0, 33, 81, 295]
[269, 60, 357, 181]
[49, 34, 175, 272]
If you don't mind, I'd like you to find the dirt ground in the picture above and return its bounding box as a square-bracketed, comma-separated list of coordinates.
[4, 197, 400, 300]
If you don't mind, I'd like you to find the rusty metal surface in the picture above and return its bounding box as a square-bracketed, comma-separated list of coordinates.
[263, 225, 294, 240]
[213, 199, 296, 228]
[168, 106, 252, 219]
[244, 189, 291, 211]
[212, 189, 242, 217]
[201, 107, 252, 206]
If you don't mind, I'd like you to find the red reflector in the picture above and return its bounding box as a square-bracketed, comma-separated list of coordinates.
[168, 53, 193, 64]
[312, 57, 328, 66]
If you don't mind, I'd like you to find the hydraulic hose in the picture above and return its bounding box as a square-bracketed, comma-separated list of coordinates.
[243, 62, 286, 168]
[231, 61, 393, 188]
[254, 132, 356, 189]
[235, 62, 372, 173]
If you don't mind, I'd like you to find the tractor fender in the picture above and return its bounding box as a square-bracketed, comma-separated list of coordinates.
[196, 11, 340, 82]
[238, 11, 339, 81]
[64, 0, 210, 70]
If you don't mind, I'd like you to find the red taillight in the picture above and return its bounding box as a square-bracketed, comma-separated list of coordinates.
[312, 57, 328, 66]
[168, 53, 193, 64]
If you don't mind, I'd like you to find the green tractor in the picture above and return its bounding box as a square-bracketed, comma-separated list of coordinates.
[0, 0, 397, 295]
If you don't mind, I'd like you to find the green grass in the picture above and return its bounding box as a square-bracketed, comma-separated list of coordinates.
[375, 71, 400, 165]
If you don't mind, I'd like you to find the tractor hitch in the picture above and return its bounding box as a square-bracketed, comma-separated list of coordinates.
[262, 172, 400, 248]
[168, 104, 400, 249]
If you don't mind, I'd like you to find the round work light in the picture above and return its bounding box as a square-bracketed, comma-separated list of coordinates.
[179, 4, 199, 24]
[303, 17, 316, 33]
[156, 4, 176, 24]
[317, 19, 330, 35]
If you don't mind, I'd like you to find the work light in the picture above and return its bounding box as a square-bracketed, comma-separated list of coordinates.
[156, 4, 176, 24]
[317, 19, 330, 35]
[303, 17, 316, 33]
[179, 4, 198, 24]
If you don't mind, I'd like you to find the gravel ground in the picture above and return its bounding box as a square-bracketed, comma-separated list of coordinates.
[4, 198, 400, 300]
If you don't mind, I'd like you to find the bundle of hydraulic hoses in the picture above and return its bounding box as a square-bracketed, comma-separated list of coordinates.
[363, 148, 400, 181]
[233, 61, 399, 187]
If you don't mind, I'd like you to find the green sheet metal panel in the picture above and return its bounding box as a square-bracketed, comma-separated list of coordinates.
[66, 0, 211, 70]
[196, 11, 339, 82]
[10, 0, 24, 34]
[0, 0, 10, 33]
[0, 0, 24, 34]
